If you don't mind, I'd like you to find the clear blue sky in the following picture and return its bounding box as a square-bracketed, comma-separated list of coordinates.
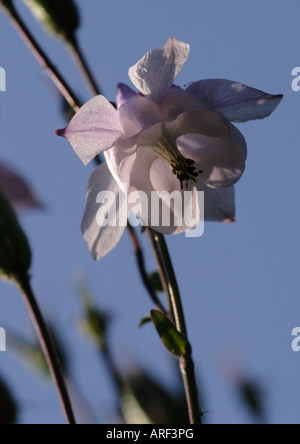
[0, 0, 299, 424]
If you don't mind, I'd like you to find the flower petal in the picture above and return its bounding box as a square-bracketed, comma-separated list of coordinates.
[56, 96, 122, 165]
[81, 163, 126, 260]
[129, 37, 190, 99]
[177, 124, 247, 189]
[149, 158, 201, 235]
[166, 108, 231, 140]
[161, 85, 204, 118]
[197, 182, 236, 222]
[118, 93, 162, 136]
[186, 79, 283, 122]
[116, 83, 137, 108]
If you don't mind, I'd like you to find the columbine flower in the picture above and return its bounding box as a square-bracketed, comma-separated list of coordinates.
[56, 37, 282, 260]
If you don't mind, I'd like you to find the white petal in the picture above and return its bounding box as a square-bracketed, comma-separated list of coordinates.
[81, 163, 126, 260]
[177, 122, 247, 189]
[104, 143, 137, 192]
[129, 37, 190, 99]
[161, 85, 204, 118]
[118, 94, 162, 136]
[56, 96, 122, 165]
[166, 108, 230, 139]
[197, 182, 236, 222]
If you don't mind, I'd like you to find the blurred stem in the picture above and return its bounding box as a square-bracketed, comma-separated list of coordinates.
[15, 272, 76, 425]
[101, 345, 123, 397]
[147, 229, 202, 425]
[68, 37, 102, 97]
[0, 0, 80, 112]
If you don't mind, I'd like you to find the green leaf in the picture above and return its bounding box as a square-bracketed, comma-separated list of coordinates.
[138, 316, 152, 328]
[150, 310, 190, 357]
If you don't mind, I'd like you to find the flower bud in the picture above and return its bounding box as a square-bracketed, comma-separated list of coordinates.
[23, 0, 80, 44]
[0, 188, 31, 279]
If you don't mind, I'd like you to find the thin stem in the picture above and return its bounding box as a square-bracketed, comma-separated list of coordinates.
[68, 38, 102, 97]
[146, 228, 175, 322]
[147, 229, 202, 425]
[15, 272, 76, 425]
[127, 225, 167, 313]
[0, 1, 81, 112]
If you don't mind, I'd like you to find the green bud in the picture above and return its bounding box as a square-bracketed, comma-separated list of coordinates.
[0, 188, 31, 279]
[76, 276, 110, 350]
[81, 306, 109, 351]
[0, 377, 18, 424]
[22, 0, 80, 44]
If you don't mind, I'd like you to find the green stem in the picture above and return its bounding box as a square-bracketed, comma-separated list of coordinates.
[147, 229, 202, 425]
[15, 272, 76, 425]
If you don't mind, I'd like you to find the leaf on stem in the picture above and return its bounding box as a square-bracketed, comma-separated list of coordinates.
[150, 310, 190, 357]
[138, 316, 152, 328]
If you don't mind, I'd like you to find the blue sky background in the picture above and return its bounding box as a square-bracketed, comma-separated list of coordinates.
[0, 0, 299, 424]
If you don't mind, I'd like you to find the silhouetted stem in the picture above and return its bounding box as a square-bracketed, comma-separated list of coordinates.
[0, 1, 80, 112]
[68, 38, 102, 97]
[15, 273, 76, 425]
[147, 229, 202, 425]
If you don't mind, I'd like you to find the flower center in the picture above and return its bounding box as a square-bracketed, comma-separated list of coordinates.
[154, 138, 203, 190]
